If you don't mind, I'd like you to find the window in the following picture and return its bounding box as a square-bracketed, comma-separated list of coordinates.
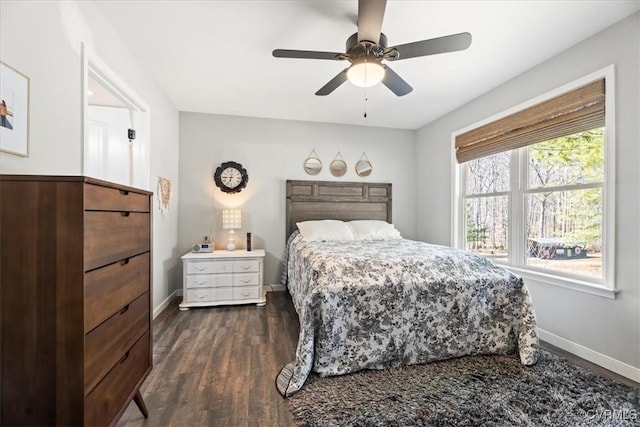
[464, 151, 510, 263]
[454, 70, 615, 294]
[525, 129, 604, 280]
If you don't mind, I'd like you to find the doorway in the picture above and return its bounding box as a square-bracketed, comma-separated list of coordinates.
[82, 46, 150, 190]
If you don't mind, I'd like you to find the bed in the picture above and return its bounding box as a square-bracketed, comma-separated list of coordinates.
[276, 180, 538, 397]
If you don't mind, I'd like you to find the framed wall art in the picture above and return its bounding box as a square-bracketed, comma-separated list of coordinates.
[0, 62, 30, 157]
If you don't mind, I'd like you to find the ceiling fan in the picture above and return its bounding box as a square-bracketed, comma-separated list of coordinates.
[272, 0, 472, 97]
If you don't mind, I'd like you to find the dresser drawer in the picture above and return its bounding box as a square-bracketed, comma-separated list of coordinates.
[85, 211, 150, 271]
[84, 292, 149, 395]
[84, 183, 150, 212]
[85, 253, 150, 333]
[186, 261, 233, 275]
[186, 274, 232, 289]
[233, 272, 259, 287]
[186, 288, 233, 303]
[233, 287, 260, 301]
[85, 331, 151, 427]
[232, 259, 260, 273]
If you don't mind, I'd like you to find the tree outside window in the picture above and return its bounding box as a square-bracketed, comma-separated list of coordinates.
[463, 128, 604, 281]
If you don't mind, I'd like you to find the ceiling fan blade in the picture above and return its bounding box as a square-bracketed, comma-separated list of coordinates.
[381, 65, 412, 96]
[357, 0, 386, 44]
[273, 49, 345, 60]
[386, 32, 472, 61]
[315, 68, 349, 96]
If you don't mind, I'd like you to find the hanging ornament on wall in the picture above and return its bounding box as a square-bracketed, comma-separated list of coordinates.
[303, 149, 322, 176]
[355, 152, 373, 177]
[330, 152, 347, 177]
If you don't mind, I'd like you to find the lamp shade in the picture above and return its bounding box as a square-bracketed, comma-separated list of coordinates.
[222, 209, 242, 230]
[347, 59, 385, 88]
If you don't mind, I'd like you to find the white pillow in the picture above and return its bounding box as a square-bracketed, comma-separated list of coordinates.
[347, 220, 402, 240]
[296, 220, 355, 242]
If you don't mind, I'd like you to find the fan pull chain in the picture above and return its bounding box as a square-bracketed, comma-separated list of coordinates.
[364, 60, 368, 118]
[364, 87, 368, 118]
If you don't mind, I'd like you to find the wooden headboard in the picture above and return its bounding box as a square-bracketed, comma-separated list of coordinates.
[286, 180, 392, 240]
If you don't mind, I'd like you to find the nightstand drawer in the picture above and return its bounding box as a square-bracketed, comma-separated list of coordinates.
[186, 261, 233, 275]
[232, 260, 259, 273]
[186, 288, 234, 302]
[233, 287, 260, 300]
[84, 293, 149, 395]
[85, 331, 150, 427]
[233, 272, 259, 286]
[84, 252, 150, 333]
[85, 211, 150, 271]
[84, 183, 150, 212]
[186, 274, 232, 288]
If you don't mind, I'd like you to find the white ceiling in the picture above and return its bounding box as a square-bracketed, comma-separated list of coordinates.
[94, 1, 640, 130]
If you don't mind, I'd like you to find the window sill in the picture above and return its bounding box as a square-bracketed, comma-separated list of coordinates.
[498, 265, 618, 299]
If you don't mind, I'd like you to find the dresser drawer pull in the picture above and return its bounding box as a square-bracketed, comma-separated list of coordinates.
[120, 211, 131, 217]
[241, 291, 250, 297]
[119, 350, 130, 364]
[240, 265, 251, 270]
[119, 304, 130, 315]
[120, 258, 130, 266]
[119, 190, 130, 195]
[240, 279, 252, 284]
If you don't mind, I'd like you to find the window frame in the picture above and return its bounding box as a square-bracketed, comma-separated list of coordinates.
[451, 66, 617, 298]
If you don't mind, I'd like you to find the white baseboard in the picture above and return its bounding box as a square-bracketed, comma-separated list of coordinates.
[538, 328, 640, 383]
[153, 289, 178, 319]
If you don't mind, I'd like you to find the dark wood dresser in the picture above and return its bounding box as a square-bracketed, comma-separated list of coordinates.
[0, 175, 153, 426]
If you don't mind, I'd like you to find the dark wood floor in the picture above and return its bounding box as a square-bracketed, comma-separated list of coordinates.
[118, 291, 638, 427]
[117, 292, 299, 427]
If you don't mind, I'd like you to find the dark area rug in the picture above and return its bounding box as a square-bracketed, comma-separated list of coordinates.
[288, 350, 639, 426]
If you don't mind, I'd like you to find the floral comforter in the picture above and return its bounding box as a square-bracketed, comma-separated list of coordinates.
[276, 233, 538, 397]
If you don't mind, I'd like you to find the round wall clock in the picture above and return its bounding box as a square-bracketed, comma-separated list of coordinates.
[213, 161, 249, 194]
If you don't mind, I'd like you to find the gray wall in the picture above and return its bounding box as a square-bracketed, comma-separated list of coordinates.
[0, 0, 181, 313]
[416, 13, 640, 373]
[178, 112, 417, 284]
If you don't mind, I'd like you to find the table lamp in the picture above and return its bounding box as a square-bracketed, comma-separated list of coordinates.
[222, 209, 242, 251]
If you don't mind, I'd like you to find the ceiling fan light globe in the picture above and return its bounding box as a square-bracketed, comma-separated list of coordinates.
[347, 60, 385, 88]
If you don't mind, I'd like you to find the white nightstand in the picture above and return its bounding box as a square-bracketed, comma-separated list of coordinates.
[179, 249, 266, 311]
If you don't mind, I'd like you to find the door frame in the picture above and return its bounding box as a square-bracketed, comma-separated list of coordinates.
[81, 43, 151, 190]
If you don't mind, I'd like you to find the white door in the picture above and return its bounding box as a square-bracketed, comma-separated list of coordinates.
[86, 105, 131, 186]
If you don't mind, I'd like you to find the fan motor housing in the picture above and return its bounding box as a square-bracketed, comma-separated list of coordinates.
[346, 32, 388, 59]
